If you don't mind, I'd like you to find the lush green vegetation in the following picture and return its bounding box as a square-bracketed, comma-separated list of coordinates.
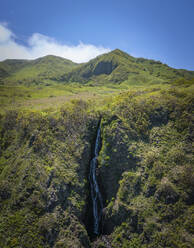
[0, 100, 99, 247]
[97, 82, 194, 247]
[0, 50, 194, 247]
[0, 55, 78, 86]
[60, 49, 194, 84]
[1, 49, 194, 88]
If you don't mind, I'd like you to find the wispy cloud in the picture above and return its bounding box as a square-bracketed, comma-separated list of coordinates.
[0, 23, 110, 63]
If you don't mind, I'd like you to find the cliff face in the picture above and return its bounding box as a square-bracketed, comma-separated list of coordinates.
[0, 84, 193, 248]
[0, 100, 99, 248]
[97, 87, 194, 247]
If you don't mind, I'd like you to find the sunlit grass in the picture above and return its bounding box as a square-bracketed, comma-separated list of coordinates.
[0, 82, 173, 114]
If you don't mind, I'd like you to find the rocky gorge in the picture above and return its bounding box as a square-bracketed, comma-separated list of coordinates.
[0, 83, 193, 247]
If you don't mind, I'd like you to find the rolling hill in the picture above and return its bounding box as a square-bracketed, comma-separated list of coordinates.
[0, 49, 194, 86]
[0, 55, 78, 86]
[59, 49, 194, 85]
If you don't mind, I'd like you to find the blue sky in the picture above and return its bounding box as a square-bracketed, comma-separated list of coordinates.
[0, 0, 194, 69]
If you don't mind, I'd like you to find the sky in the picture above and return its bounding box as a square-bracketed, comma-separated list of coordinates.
[0, 0, 194, 69]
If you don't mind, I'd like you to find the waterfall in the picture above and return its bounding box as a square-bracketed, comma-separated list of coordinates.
[89, 124, 103, 235]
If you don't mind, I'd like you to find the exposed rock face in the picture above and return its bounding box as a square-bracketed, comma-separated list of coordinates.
[93, 61, 118, 75]
[80, 59, 118, 79]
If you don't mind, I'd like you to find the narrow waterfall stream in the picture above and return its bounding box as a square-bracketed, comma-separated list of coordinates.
[89, 123, 103, 235]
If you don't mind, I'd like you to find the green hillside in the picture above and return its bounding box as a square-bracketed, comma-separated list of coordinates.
[1, 49, 194, 87]
[60, 49, 194, 85]
[0, 59, 30, 81]
[0, 55, 78, 86]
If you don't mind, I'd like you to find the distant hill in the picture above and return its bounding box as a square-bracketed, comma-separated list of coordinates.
[0, 55, 78, 85]
[60, 49, 194, 84]
[0, 59, 30, 80]
[0, 49, 194, 86]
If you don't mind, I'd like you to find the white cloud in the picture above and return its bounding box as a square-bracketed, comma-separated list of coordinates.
[0, 23, 110, 63]
[0, 23, 14, 43]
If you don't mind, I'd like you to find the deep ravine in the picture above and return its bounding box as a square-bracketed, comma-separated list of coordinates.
[89, 123, 103, 236]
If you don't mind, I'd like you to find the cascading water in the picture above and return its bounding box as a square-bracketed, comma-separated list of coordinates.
[89, 123, 103, 235]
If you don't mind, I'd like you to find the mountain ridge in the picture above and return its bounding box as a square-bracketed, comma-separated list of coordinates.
[0, 49, 194, 86]
[59, 49, 194, 85]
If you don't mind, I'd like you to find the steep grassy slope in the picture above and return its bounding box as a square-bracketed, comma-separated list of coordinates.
[0, 59, 30, 81]
[0, 59, 29, 75]
[0, 55, 78, 86]
[60, 49, 194, 85]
